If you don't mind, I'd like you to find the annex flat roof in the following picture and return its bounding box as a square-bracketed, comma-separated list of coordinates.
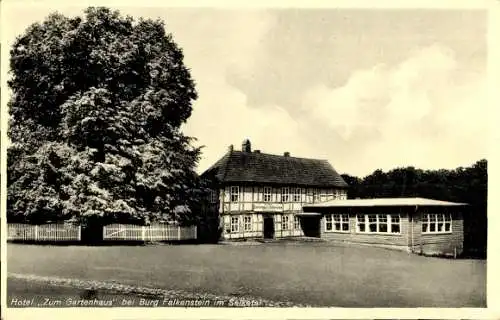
[295, 212, 322, 216]
[303, 197, 468, 208]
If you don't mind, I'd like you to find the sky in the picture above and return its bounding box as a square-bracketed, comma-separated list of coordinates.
[1, 4, 489, 177]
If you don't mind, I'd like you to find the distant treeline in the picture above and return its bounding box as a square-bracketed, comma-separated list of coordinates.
[341, 159, 487, 257]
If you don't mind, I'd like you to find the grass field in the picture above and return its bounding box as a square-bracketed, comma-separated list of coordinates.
[7, 242, 486, 307]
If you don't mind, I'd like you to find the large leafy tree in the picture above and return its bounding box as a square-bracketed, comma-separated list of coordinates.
[7, 7, 204, 226]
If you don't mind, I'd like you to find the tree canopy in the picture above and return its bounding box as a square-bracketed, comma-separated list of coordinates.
[7, 7, 204, 226]
[340, 159, 487, 207]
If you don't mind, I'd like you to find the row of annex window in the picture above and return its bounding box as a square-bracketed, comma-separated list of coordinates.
[219, 186, 346, 203]
[422, 213, 452, 233]
[325, 214, 401, 234]
[228, 216, 301, 233]
[325, 213, 453, 234]
[227, 213, 453, 234]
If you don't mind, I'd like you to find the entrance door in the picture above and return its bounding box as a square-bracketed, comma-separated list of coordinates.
[302, 217, 321, 237]
[263, 216, 275, 239]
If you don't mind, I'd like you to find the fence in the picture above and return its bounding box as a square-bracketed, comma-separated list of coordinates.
[8, 223, 81, 241]
[103, 224, 197, 241]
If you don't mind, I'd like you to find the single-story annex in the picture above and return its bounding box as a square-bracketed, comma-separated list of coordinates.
[302, 197, 466, 256]
[201, 139, 466, 256]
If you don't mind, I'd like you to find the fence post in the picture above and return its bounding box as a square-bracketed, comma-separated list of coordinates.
[178, 226, 181, 240]
[35, 225, 39, 242]
[78, 225, 82, 241]
[194, 225, 197, 240]
[142, 226, 146, 242]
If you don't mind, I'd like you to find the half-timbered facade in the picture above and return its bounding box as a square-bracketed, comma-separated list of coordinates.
[201, 139, 349, 240]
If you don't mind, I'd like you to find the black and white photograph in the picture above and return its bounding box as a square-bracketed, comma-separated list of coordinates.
[0, 0, 495, 319]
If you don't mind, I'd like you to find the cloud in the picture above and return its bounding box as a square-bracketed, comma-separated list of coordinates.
[185, 35, 486, 177]
[302, 44, 487, 176]
[180, 10, 311, 173]
[183, 75, 319, 174]
[167, 9, 274, 83]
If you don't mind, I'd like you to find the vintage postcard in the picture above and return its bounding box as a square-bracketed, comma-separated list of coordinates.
[0, 0, 498, 319]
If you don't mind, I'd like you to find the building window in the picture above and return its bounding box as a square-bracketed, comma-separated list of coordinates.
[342, 214, 349, 231]
[263, 187, 272, 202]
[429, 214, 436, 232]
[325, 215, 333, 231]
[368, 214, 377, 232]
[292, 188, 301, 202]
[282, 216, 290, 230]
[390, 215, 401, 233]
[244, 216, 252, 231]
[313, 189, 320, 203]
[230, 186, 239, 202]
[230, 216, 239, 233]
[437, 214, 444, 232]
[356, 214, 366, 232]
[326, 214, 349, 232]
[422, 213, 452, 234]
[338, 191, 347, 200]
[294, 216, 300, 229]
[378, 215, 388, 232]
[357, 214, 401, 234]
[281, 187, 289, 203]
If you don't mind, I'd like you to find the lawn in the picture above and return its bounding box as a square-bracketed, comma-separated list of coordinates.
[7, 242, 486, 307]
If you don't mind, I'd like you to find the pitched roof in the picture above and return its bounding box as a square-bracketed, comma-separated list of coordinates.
[303, 197, 468, 208]
[201, 150, 348, 188]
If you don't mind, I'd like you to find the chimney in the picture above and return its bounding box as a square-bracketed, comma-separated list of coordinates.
[254, 150, 261, 153]
[228, 144, 234, 152]
[284, 152, 290, 157]
[242, 139, 251, 152]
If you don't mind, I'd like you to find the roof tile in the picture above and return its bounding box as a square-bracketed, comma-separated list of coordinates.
[202, 150, 348, 188]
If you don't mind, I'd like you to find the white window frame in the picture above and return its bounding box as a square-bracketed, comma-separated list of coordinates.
[282, 215, 290, 230]
[356, 214, 401, 234]
[356, 214, 366, 233]
[230, 186, 239, 202]
[390, 214, 401, 234]
[281, 187, 289, 203]
[263, 187, 272, 202]
[294, 216, 300, 229]
[243, 216, 252, 232]
[293, 188, 302, 202]
[325, 214, 349, 232]
[337, 190, 347, 200]
[313, 189, 320, 203]
[230, 216, 239, 233]
[422, 213, 452, 234]
[325, 214, 333, 231]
